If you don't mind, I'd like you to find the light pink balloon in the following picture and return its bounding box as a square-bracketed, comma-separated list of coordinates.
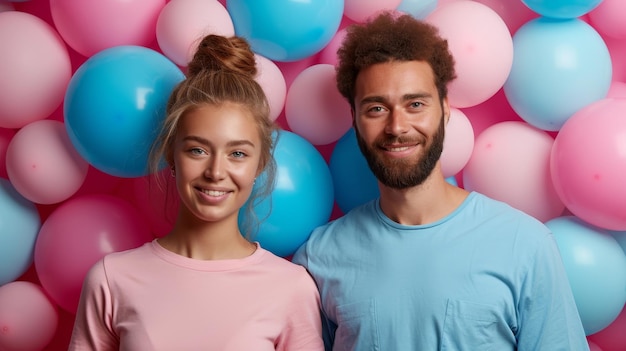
[441, 108, 474, 178]
[0, 11, 71, 129]
[0, 128, 16, 179]
[588, 0, 626, 40]
[550, 98, 626, 231]
[427, 1, 513, 108]
[50, 0, 166, 57]
[285, 64, 352, 145]
[344, 0, 403, 23]
[256, 54, 287, 121]
[34, 194, 153, 313]
[607, 81, 626, 99]
[0, 281, 58, 351]
[317, 27, 347, 66]
[6, 120, 88, 205]
[156, 0, 234, 67]
[472, 0, 538, 35]
[463, 121, 564, 222]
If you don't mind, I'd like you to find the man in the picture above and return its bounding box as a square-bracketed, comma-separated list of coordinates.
[292, 12, 589, 351]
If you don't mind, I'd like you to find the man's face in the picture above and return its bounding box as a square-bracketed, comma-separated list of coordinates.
[352, 61, 448, 189]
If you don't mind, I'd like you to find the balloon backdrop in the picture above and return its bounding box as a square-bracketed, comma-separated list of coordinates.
[255, 54, 287, 121]
[6, 120, 88, 204]
[0, 11, 71, 129]
[441, 108, 474, 178]
[0, 281, 58, 351]
[0, 128, 17, 178]
[344, 0, 403, 23]
[227, 0, 343, 62]
[397, 0, 438, 20]
[504, 18, 612, 131]
[34, 194, 153, 313]
[588, 0, 626, 39]
[521, 0, 603, 19]
[64, 45, 184, 178]
[49, 0, 166, 57]
[239, 130, 334, 257]
[550, 98, 626, 231]
[546, 216, 626, 335]
[0, 178, 40, 286]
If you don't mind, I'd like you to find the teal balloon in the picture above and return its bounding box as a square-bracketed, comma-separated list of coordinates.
[240, 130, 334, 257]
[503, 18, 611, 131]
[546, 216, 626, 335]
[227, 0, 343, 62]
[64, 46, 184, 178]
[330, 128, 379, 214]
[521, 0, 602, 19]
[0, 178, 40, 285]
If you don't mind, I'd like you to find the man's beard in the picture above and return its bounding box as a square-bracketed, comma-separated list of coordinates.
[355, 115, 445, 189]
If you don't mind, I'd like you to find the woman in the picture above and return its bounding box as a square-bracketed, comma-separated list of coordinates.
[69, 34, 324, 351]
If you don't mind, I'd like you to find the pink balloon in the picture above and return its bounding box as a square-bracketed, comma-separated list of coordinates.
[0, 2, 14, 12]
[156, 0, 234, 66]
[344, 0, 403, 23]
[0, 128, 16, 179]
[256, 54, 287, 121]
[34, 194, 153, 313]
[607, 81, 626, 99]
[126, 170, 178, 238]
[588, 0, 626, 40]
[73, 165, 122, 196]
[285, 64, 352, 145]
[0, 11, 71, 129]
[550, 98, 626, 231]
[604, 36, 626, 83]
[587, 306, 626, 351]
[463, 121, 565, 222]
[50, 0, 166, 57]
[441, 108, 474, 178]
[6, 120, 88, 204]
[460, 88, 523, 137]
[317, 27, 347, 66]
[472, 0, 539, 35]
[0, 281, 58, 351]
[427, 1, 513, 108]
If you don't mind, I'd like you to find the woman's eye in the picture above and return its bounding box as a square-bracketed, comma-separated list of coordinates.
[232, 151, 246, 158]
[190, 148, 205, 155]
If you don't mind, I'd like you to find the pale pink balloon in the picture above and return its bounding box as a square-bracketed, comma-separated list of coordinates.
[34, 194, 153, 313]
[256, 54, 287, 121]
[6, 120, 88, 205]
[156, 0, 234, 67]
[50, 0, 166, 57]
[441, 108, 474, 178]
[463, 121, 565, 222]
[588, 0, 626, 40]
[550, 98, 626, 231]
[0, 128, 16, 179]
[607, 81, 626, 99]
[344, 0, 403, 23]
[0, 281, 58, 351]
[0, 11, 71, 129]
[427, 1, 513, 108]
[472, 0, 538, 35]
[285, 64, 352, 145]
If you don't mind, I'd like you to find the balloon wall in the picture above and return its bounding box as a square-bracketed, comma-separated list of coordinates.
[0, 0, 625, 350]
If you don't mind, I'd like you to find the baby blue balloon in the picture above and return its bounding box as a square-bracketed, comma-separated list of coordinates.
[504, 18, 611, 132]
[546, 216, 626, 335]
[227, 0, 343, 62]
[521, 0, 603, 19]
[239, 130, 334, 257]
[398, 0, 438, 19]
[0, 178, 40, 285]
[330, 128, 379, 214]
[64, 46, 184, 178]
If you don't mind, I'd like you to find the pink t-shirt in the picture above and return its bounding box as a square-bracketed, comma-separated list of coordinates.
[69, 240, 324, 351]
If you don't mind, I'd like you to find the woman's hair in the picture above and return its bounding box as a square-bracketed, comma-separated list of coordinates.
[149, 34, 278, 239]
[336, 12, 456, 109]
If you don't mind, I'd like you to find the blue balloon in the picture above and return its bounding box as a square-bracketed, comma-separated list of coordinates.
[227, 0, 343, 62]
[0, 178, 40, 285]
[503, 18, 611, 131]
[521, 0, 602, 19]
[239, 130, 334, 257]
[64, 46, 184, 178]
[546, 216, 626, 335]
[397, 0, 438, 19]
[329, 128, 379, 214]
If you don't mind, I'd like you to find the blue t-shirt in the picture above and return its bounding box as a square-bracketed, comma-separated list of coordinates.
[293, 192, 589, 351]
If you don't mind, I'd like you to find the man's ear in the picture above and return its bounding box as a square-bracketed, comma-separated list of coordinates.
[442, 97, 451, 124]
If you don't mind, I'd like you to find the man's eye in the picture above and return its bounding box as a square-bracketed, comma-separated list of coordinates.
[410, 102, 423, 108]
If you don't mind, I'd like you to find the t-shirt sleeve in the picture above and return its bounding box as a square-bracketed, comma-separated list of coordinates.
[275, 269, 325, 351]
[68, 259, 118, 351]
[516, 233, 590, 351]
